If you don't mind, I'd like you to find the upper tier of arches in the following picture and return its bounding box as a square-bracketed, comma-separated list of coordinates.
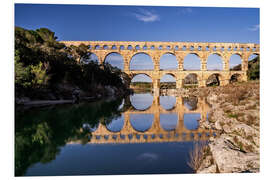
[61, 41, 260, 52]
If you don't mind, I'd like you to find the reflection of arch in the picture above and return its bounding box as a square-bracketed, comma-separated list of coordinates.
[130, 93, 153, 111]
[183, 97, 198, 111]
[183, 53, 201, 70]
[129, 52, 154, 70]
[206, 73, 222, 86]
[160, 53, 178, 70]
[83, 123, 99, 132]
[183, 73, 198, 87]
[159, 96, 176, 110]
[230, 73, 241, 83]
[129, 114, 154, 132]
[104, 52, 124, 70]
[105, 115, 124, 132]
[160, 114, 178, 131]
[183, 113, 200, 131]
[207, 53, 223, 71]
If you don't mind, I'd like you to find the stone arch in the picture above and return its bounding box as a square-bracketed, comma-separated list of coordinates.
[230, 73, 242, 83]
[183, 73, 199, 87]
[160, 73, 176, 89]
[120, 45, 125, 50]
[129, 52, 154, 70]
[130, 73, 153, 90]
[135, 45, 140, 50]
[229, 53, 242, 71]
[80, 52, 99, 64]
[248, 53, 259, 61]
[206, 73, 223, 86]
[95, 45, 100, 50]
[232, 52, 242, 58]
[127, 45, 133, 50]
[207, 53, 224, 71]
[104, 52, 124, 70]
[143, 45, 148, 50]
[111, 45, 117, 50]
[159, 52, 178, 70]
[130, 73, 153, 81]
[183, 53, 201, 70]
[103, 45, 109, 50]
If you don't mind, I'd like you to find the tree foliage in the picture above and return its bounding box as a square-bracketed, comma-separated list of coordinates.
[247, 56, 260, 80]
[15, 26, 130, 98]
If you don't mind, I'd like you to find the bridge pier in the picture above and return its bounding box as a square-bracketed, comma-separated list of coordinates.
[176, 78, 183, 89]
[199, 79, 207, 87]
[220, 79, 230, 86]
[153, 78, 160, 96]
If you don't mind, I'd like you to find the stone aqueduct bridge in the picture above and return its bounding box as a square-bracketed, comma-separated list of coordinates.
[73, 97, 217, 144]
[61, 41, 260, 89]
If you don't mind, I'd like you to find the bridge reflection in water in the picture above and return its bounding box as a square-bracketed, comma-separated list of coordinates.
[86, 95, 217, 144]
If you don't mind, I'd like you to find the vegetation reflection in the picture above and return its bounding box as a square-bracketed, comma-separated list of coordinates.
[15, 98, 123, 176]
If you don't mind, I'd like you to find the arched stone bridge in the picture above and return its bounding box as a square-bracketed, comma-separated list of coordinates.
[61, 40, 260, 89]
[77, 97, 217, 144]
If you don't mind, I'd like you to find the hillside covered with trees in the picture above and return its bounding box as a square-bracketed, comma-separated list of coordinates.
[230, 56, 260, 80]
[15, 27, 131, 103]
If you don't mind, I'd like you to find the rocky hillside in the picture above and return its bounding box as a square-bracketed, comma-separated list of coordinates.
[189, 81, 260, 173]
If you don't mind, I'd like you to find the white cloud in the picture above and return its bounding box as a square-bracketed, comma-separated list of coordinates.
[132, 8, 160, 22]
[248, 24, 260, 31]
[180, 7, 193, 14]
[137, 153, 158, 162]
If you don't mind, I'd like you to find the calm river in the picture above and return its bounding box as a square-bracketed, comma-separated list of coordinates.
[15, 92, 215, 176]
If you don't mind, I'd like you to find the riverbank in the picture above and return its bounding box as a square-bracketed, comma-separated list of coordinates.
[16, 83, 132, 108]
[184, 81, 260, 173]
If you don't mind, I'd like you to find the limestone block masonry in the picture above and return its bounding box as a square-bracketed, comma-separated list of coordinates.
[60, 41, 260, 88]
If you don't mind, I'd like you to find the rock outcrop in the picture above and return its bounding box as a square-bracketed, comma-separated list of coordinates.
[192, 81, 260, 173]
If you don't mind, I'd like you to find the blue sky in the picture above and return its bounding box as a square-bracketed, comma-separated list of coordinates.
[15, 4, 259, 82]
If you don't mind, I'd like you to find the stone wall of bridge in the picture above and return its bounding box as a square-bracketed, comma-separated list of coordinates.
[61, 41, 260, 88]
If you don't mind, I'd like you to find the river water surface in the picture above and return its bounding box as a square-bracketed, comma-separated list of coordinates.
[15, 92, 215, 176]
